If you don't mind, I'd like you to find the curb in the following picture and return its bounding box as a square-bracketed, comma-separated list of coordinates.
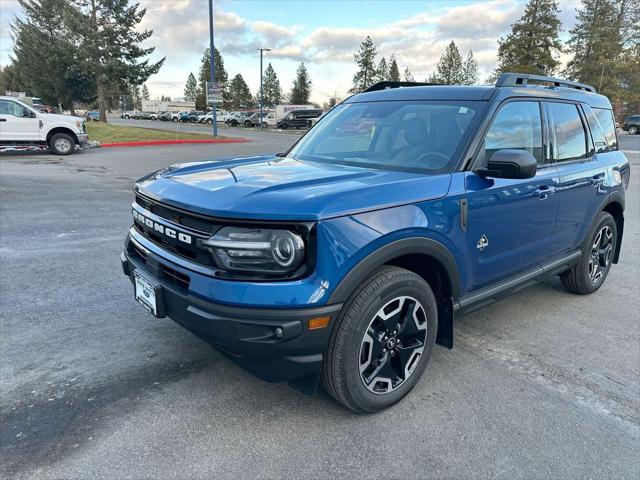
[101, 138, 249, 148]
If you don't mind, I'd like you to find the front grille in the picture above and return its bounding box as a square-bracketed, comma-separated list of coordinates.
[135, 194, 220, 235]
[130, 241, 190, 290]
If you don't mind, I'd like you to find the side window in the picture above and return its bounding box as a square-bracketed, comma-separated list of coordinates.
[0, 100, 29, 117]
[583, 105, 608, 153]
[548, 102, 587, 161]
[484, 101, 543, 164]
[0, 100, 10, 115]
[593, 108, 617, 151]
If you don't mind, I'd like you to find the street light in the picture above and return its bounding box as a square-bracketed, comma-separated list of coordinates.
[257, 48, 271, 130]
[208, 0, 218, 137]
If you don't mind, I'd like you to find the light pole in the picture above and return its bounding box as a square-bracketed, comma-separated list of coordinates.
[208, 0, 218, 137]
[257, 48, 271, 130]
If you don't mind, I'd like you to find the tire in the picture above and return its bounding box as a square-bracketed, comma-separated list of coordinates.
[230, 120, 238, 127]
[49, 133, 75, 155]
[322, 266, 438, 413]
[206, 119, 213, 125]
[244, 121, 252, 127]
[561, 211, 617, 295]
[280, 123, 288, 129]
[173, 117, 178, 122]
[629, 126, 638, 135]
[124, 115, 130, 119]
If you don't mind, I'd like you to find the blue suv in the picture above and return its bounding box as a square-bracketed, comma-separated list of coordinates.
[121, 73, 629, 412]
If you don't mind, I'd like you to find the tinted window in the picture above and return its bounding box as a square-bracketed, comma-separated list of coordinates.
[593, 108, 617, 150]
[288, 101, 483, 173]
[485, 101, 543, 163]
[583, 105, 608, 153]
[548, 103, 587, 161]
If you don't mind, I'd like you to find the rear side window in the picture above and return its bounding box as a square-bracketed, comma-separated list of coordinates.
[593, 108, 617, 150]
[548, 103, 587, 161]
[484, 101, 543, 163]
[583, 105, 608, 153]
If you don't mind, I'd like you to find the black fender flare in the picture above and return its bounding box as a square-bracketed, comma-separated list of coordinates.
[328, 237, 462, 304]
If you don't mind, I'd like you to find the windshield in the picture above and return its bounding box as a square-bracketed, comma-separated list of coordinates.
[288, 100, 484, 173]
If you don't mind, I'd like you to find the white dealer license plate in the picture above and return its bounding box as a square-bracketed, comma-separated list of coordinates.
[134, 272, 158, 316]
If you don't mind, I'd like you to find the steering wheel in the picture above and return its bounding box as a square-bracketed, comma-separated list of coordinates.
[414, 151, 450, 168]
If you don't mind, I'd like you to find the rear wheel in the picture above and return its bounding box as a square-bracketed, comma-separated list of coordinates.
[629, 125, 638, 135]
[244, 120, 252, 127]
[49, 133, 75, 155]
[561, 211, 617, 294]
[323, 266, 437, 413]
[206, 118, 213, 125]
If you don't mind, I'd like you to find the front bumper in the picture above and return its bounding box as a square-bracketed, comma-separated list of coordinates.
[121, 241, 342, 383]
[77, 133, 89, 146]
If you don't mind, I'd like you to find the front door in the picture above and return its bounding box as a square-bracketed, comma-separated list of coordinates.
[0, 99, 40, 142]
[465, 100, 559, 291]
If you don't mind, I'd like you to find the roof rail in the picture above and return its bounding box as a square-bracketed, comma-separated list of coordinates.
[363, 81, 436, 93]
[496, 72, 596, 93]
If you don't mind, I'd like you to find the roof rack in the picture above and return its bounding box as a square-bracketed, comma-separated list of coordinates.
[363, 81, 436, 93]
[496, 73, 596, 93]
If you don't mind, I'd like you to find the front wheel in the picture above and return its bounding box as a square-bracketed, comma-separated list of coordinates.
[561, 211, 617, 294]
[323, 266, 437, 413]
[244, 121, 252, 127]
[629, 126, 638, 135]
[206, 119, 213, 125]
[49, 133, 75, 155]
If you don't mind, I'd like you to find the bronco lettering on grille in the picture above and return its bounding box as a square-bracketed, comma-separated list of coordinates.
[132, 209, 193, 245]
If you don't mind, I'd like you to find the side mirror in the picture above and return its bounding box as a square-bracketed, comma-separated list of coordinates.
[476, 149, 537, 179]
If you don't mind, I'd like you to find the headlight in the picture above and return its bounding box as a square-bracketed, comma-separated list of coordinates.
[201, 227, 305, 275]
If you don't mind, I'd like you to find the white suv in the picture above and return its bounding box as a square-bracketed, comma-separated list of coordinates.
[0, 96, 88, 155]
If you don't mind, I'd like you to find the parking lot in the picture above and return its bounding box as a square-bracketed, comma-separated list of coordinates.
[1, 133, 638, 479]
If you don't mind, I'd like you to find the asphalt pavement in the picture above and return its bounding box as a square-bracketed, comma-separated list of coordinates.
[1, 133, 638, 479]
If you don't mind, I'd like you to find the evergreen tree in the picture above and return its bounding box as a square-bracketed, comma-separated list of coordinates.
[351, 36, 377, 92]
[228, 74, 252, 108]
[389, 55, 401, 82]
[69, 0, 165, 122]
[263, 63, 282, 106]
[141, 83, 149, 100]
[183, 72, 197, 101]
[404, 67, 415, 82]
[290, 62, 312, 104]
[375, 57, 388, 82]
[131, 85, 141, 110]
[10, 0, 93, 111]
[196, 47, 228, 110]
[564, 0, 639, 108]
[428, 41, 464, 84]
[462, 50, 480, 85]
[493, 0, 563, 77]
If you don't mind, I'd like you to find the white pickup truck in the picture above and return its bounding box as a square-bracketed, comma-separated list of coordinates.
[0, 95, 89, 155]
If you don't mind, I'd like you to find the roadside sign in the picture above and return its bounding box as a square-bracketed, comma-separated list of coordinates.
[206, 82, 223, 105]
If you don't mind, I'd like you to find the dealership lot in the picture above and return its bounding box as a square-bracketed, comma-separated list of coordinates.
[1, 134, 638, 478]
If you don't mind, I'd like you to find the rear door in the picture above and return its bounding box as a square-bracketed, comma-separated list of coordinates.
[465, 100, 560, 290]
[0, 99, 40, 141]
[545, 101, 609, 256]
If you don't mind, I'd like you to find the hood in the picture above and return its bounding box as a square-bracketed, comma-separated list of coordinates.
[42, 112, 83, 124]
[135, 156, 451, 221]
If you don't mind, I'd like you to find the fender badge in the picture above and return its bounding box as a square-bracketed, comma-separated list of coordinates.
[477, 234, 489, 251]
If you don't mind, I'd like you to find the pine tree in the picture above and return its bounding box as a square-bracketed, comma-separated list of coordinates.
[184, 73, 197, 101]
[564, 0, 638, 107]
[10, 0, 93, 111]
[69, 0, 165, 122]
[141, 83, 149, 100]
[428, 41, 464, 84]
[196, 47, 228, 110]
[404, 67, 415, 82]
[376, 57, 388, 82]
[462, 51, 480, 85]
[263, 63, 282, 106]
[351, 36, 378, 92]
[493, 0, 563, 77]
[290, 62, 312, 104]
[389, 55, 401, 82]
[131, 85, 141, 110]
[228, 74, 252, 108]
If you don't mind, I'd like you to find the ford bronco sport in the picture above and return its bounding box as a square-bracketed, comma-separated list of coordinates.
[121, 73, 629, 412]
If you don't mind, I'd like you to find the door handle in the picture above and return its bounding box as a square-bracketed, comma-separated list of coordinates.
[590, 172, 605, 186]
[0, 118, 6, 122]
[534, 185, 556, 199]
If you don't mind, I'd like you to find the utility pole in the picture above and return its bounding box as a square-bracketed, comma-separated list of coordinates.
[208, 0, 218, 137]
[257, 48, 271, 130]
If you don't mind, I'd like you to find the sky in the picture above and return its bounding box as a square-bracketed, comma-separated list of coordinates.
[0, 0, 581, 104]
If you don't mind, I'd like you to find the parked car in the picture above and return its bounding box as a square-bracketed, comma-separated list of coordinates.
[85, 110, 100, 122]
[276, 108, 323, 129]
[149, 112, 161, 121]
[243, 111, 273, 127]
[157, 111, 173, 121]
[226, 111, 254, 127]
[0, 95, 89, 155]
[622, 114, 639, 134]
[121, 111, 138, 119]
[121, 73, 628, 412]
